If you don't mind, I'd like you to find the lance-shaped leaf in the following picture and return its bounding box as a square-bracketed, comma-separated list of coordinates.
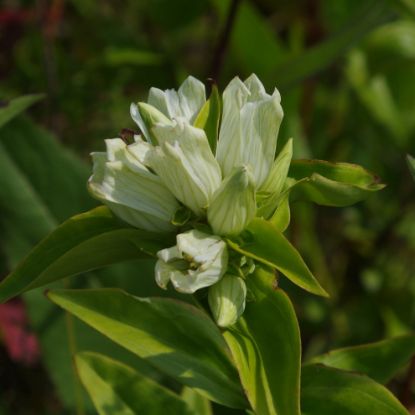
[48, 288, 247, 409]
[224, 269, 301, 415]
[0, 94, 44, 129]
[228, 219, 328, 297]
[75, 352, 193, 415]
[301, 364, 408, 415]
[407, 154, 415, 181]
[309, 335, 415, 384]
[287, 159, 385, 206]
[0, 206, 171, 303]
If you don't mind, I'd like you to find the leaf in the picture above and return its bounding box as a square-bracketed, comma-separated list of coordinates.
[0, 94, 44, 129]
[301, 364, 408, 415]
[181, 387, 213, 415]
[0, 206, 170, 303]
[274, 0, 391, 88]
[224, 269, 301, 415]
[75, 352, 192, 415]
[47, 288, 247, 409]
[309, 335, 415, 384]
[269, 193, 291, 232]
[407, 154, 415, 181]
[194, 84, 221, 153]
[228, 218, 328, 297]
[288, 159, 385, 206]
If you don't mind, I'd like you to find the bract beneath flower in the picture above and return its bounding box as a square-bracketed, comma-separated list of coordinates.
[155, 230, 228, 293]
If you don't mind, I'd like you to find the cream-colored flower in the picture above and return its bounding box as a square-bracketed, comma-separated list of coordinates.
[148, 119, 222, 216]
[155, 230, 228, 293]
[88, 138, 179, 232]
[216, 74, 284, 188]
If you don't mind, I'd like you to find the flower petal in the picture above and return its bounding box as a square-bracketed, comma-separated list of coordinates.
[215, 77, 250, 178]
[178, 76, 206, 122]
[239, 90, 284, 187]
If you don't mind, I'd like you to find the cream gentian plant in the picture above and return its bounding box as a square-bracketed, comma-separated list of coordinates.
[1, 75, 391, 415]
[88, 74, 291, 326]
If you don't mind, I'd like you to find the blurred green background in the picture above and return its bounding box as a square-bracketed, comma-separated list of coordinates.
[1, 0, 415, 413]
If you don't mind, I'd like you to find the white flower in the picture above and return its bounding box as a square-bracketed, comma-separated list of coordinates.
[88, 137, 179, 232]
[130, 76, 206, 142]
[155, 230, 228, 293]
[148, 119, 222, 216]
[216, 74, 284, 188]
[208, 275, 247, 327]
[207, 165, 256, 236]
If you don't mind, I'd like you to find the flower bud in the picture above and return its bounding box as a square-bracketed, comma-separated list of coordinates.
[148, 75, 206, 122]
[216, 74, 284, 188]
[207, 166, 256, 236]
[88, 138, 179, 232]
[149, 119, 222, 216]
[155, 230, 228, 293]
[130, 102, 171, 144]
[208, 275, 247, 327]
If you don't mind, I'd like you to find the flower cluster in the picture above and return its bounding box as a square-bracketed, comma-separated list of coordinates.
[89, 75, 292, 326]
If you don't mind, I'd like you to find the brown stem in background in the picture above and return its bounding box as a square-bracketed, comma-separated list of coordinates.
[401, 356, 415, 411]
[36, 0, 64, 135]
[209, 0, 241, 81]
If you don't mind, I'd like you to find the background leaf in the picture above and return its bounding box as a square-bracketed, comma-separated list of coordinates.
[0, 206, 169, 303]
[301, 364, 408, 415]
[288, 159, 384, 206]
[309, 335, 415, 384]
[0, 95, 44, 129]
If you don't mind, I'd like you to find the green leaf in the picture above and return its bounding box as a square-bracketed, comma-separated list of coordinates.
[181, 387, 213, 415]
[0, 94, 44, 129]
[47, 288, 247, 409]
[274, 0, 390, 88]
[309, 335, 415, 384]
[269, 194, 291, 232]
[194, 84, 221, 153]
[76, 352, 192, 415]
[407, 154, 415, 181]
[288, 159, 385, 206]
[224, 269, 301, 415]
[0, 206, 170, 303]
[301, 364, 408, 415]
[228, 219, 328, 297]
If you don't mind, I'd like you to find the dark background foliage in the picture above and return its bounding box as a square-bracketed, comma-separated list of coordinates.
[1, 0, 415, 413]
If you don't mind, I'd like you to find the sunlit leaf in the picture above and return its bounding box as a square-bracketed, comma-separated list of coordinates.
[76, 352, 192, 415]
[228, 219, 328, 297]
[48, 288, 247, 409]
[224, 269, 301, 415]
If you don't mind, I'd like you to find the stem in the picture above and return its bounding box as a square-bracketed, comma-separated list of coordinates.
[209, 0, 241, 81]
